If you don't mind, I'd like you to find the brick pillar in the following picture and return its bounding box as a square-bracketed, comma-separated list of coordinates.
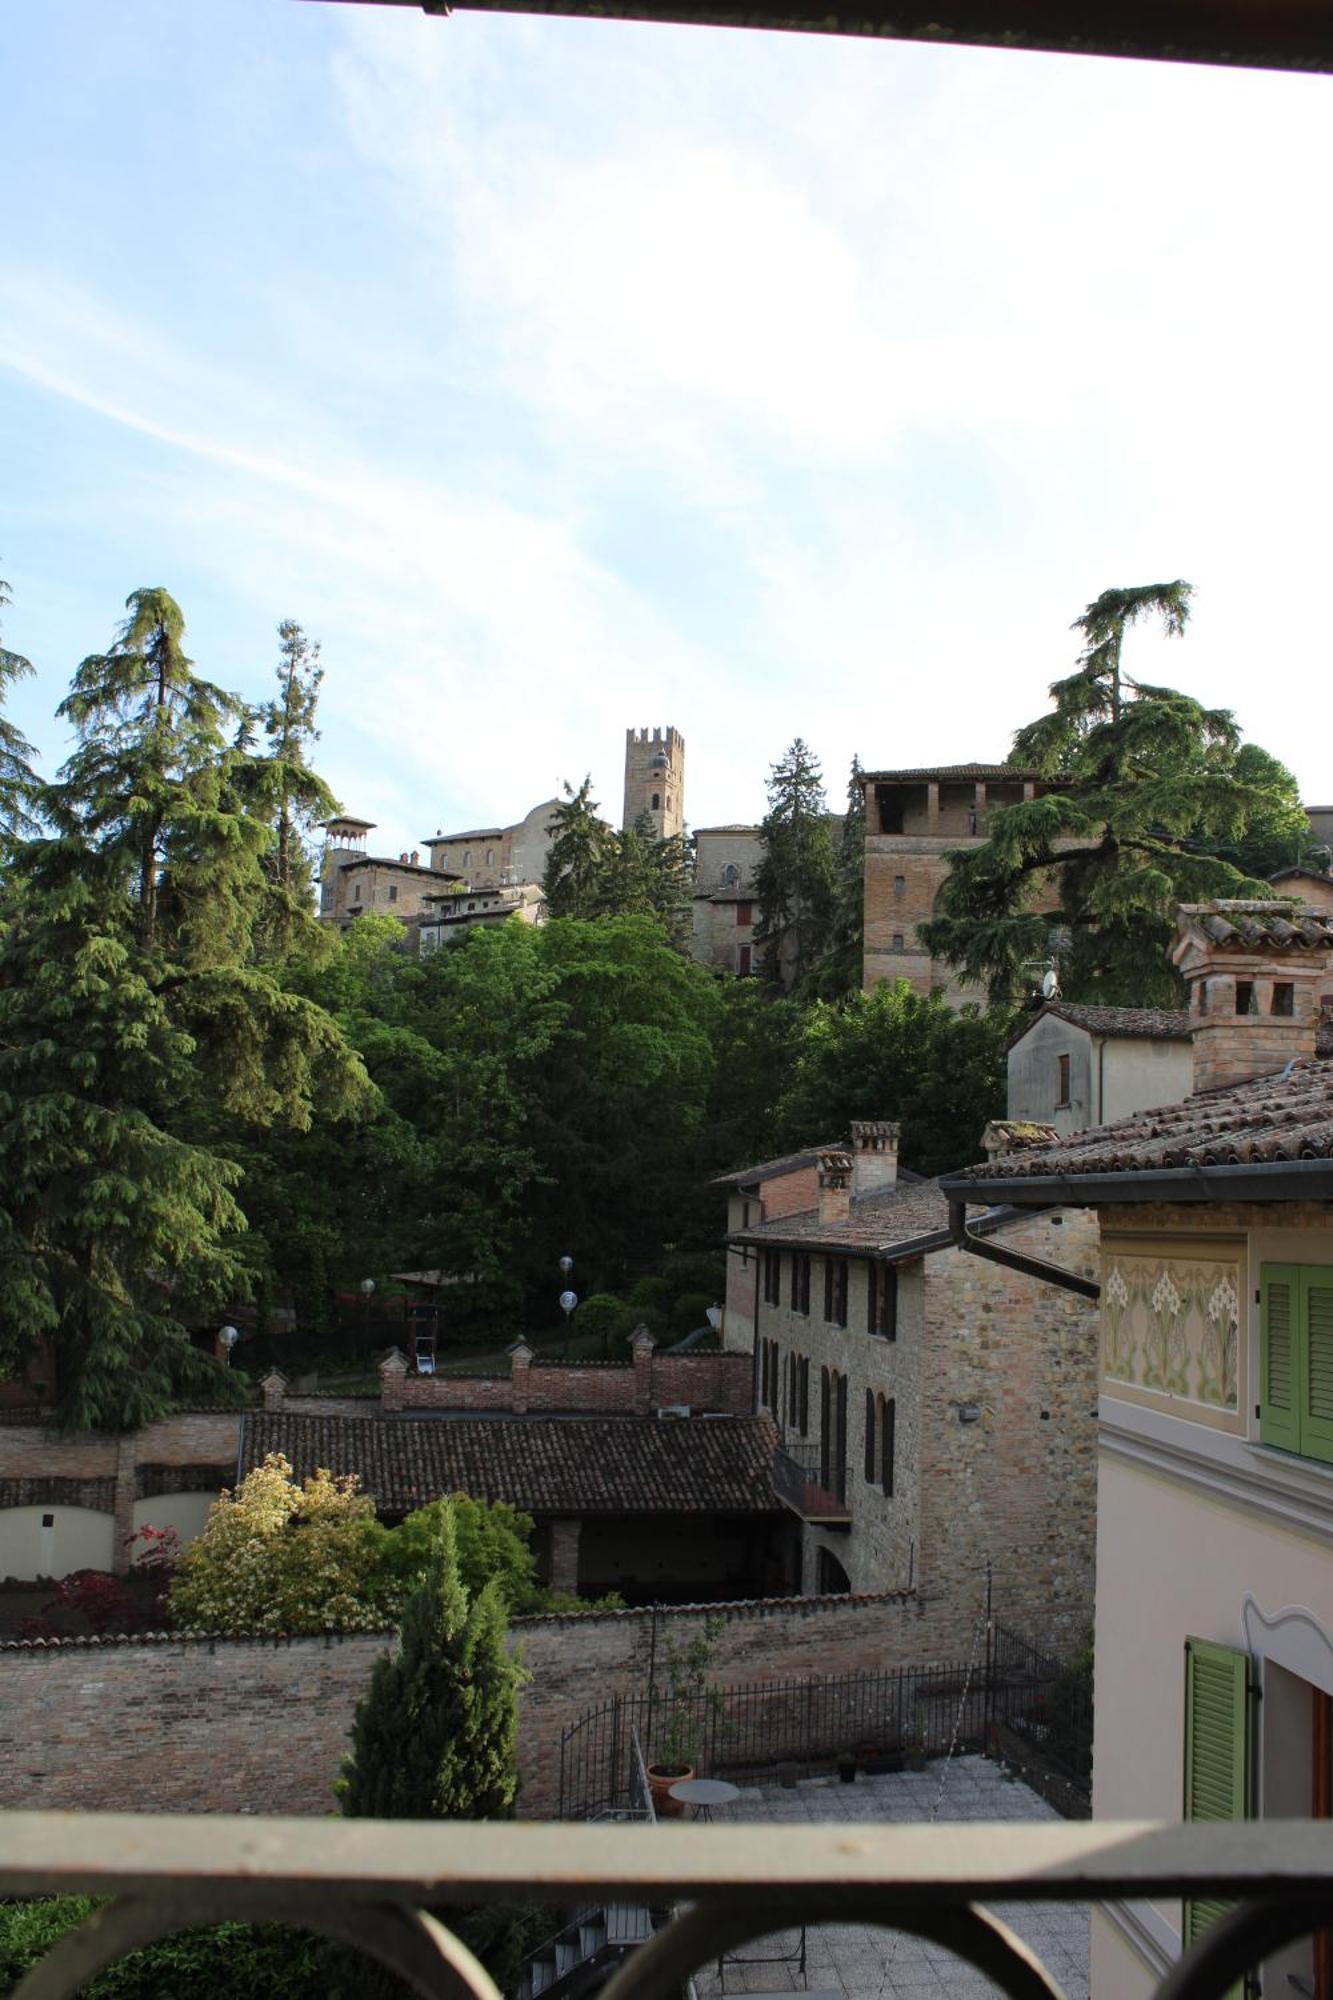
[508, 1339, 534, 1414]
[380, 1348, 408, 1412]
[630, 1326, 656, 1415]
[112, 1434, 137, 1576]
[549, 1517, 582, 1595]
[260, 1370, 287, 1413]
[926, 781, 940, 834]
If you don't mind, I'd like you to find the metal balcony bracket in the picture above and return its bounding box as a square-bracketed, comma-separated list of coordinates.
[9, 1890, 503, 2000]
[1157, 1896, 1333, 2000]
[598, 1893, 1065, 2000]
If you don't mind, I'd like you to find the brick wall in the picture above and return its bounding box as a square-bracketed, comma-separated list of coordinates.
[0, 1589, 992, 1819]
[387, 1351, 750, 1418]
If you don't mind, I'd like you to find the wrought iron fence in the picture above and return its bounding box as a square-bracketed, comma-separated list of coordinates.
[557, 1638, 1090, 1821]
[771, 1440, 849, 1519]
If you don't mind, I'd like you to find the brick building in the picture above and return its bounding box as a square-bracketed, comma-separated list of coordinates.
[719, 1121, 1100, 1645]
[861, 763, 1063, 1004]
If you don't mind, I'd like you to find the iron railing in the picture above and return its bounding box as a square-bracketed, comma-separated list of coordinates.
[558, 1648, 1090, 1820]
[771, 1439, 850, 1520]
[4, 1810, 1333, 1999]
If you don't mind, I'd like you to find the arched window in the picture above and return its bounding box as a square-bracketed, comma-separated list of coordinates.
[864, 1390, 876, 1483]
[651, 792, 661, 811]
[722, 863, 741, 886]
[486, 849, 495, 866]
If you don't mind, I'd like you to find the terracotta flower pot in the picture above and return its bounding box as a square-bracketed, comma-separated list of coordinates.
[647, 1762, 693, 1817]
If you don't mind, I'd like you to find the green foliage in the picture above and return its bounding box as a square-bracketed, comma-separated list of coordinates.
[669, 1290, 714, 1337]
[754, 738, 836, 988]
[922, 581, 1308, 1006]
[803, 753, 865, 1000]
[0, 571, 39, 840]
[573, 1290, 634, 1354]
[245, 619, 340, 961]
[650, 1616, 722, 1774]
[542, 775, 610, 917]
[339, 1501, 525, 1819]
[775, 981, 1009, 1176]
[0, 588, 372, 1427]
[169, 1456, 568, 1634]
[542, 781, 692, 946]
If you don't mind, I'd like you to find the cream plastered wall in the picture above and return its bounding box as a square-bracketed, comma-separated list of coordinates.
[1100, 1233, 1245, 1432]
[130, 1491, 216, 1553]
[0, 1505, 115, 1582]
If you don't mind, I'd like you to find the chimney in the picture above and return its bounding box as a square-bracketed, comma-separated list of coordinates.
[1172, 901, 1333, 1094]
[817, 1151, 853, 1224]
[850, 1121, 900, 1195]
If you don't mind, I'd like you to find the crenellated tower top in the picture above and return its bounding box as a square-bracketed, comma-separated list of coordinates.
[623, 726, 685, 840]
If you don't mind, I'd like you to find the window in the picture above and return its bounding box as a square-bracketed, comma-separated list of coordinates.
[737, 944, 752, 976]
[1056, 1053, 1071, 1108]
[892, 933, 904, 950]
[824, 1257, 848, 1328]
[835, 1373, 848, 1502]
[1236, 980, 1255, 1015]
[761, 1250, 781, 1306]
[1259, 1264, 1333, 1465]
[1272, 981, 1295, 1017]
[894, 874, 906, 898]
[820, 1368, 831, 1489]
[388, 884, 398, 903]
[788, 1353, 799, 1428]
[652, 792, 661, 810]
[791, 1252, 811, 1316]
[760, 1338, 780, 1411]
[486, 849, 495, 865]
[819, 1367, 847, 1499]
[864, 1389, 876, 1483]
[736, 901, 753, 926]
[880, 1396, 895, 1497]
[868, 1264, 898, 1340]
[721, 863, 740, 886]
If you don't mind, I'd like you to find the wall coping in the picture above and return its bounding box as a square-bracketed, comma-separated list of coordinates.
[0, 1587, 920, 1652]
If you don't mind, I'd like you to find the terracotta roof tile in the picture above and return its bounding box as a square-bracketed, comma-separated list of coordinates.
[948, 1054, 1333, 1183]
[1179, 899, 1333, 953]
[1026, 1001, 1190, 1042]
[732, 1177, 957, 1256]
[863, 763, 1046, 783]
[710, 1143, 843, 1190]
[241, 1412, 782, 1517]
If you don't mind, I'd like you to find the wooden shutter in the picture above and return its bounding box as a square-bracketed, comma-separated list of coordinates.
[1259, 1265, 1299, 1452]
[1183, 1637, 1253, 1968]
[1301, 1270, 1333, 1465]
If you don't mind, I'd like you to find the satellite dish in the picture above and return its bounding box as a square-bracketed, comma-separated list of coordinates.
[1040, 968, 1060, 1000]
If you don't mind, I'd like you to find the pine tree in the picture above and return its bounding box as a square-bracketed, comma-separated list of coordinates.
[541, 777, 612, 918]
[754, 738, 835, 988]
[0, 573, 38, 842]
[921, 581, 1312, 1006]
[0, 589, 372, 1427]
[804, 754, 865, 999]
[340, 1503, 524, 1819]
[246, 621, 340, 959]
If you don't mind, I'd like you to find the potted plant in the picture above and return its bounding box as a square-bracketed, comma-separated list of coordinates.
[646, 1619, 722, 1817]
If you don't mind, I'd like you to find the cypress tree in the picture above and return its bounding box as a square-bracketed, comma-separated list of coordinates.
[754, 738, 836, 988]
[340, 1502, 524, 1821]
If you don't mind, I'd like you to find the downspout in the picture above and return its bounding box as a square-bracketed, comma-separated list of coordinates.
[947, 1200, 1100, 1301]
[1097, 1035, 1105, 1127]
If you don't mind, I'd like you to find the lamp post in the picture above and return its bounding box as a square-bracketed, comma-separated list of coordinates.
[219, 1324, 239, 1367]
[558, 1255, 576, 1358]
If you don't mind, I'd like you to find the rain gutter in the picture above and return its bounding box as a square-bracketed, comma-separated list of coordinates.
[946, 1200, 1101, 1302]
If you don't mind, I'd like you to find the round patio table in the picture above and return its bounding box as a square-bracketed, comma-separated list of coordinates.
[667, 1777, 741, 1821]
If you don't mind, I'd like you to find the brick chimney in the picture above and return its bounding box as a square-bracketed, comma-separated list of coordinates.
[850, 1121, 900, 1195]
[379, 1347, 408, 1412]
[1172, 901, 1333, 1094]
[817, 1151, 853, 1223]
[260, 1369, 287, 1413]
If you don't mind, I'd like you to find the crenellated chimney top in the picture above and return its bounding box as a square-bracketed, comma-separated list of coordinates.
[850, 1120, 900, 1195]
[1172, 900, 1333, 1093]
[817, 1150, 853, 1224]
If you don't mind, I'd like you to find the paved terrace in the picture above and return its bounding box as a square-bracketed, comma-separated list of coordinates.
[693, 1756, 1089, 2000]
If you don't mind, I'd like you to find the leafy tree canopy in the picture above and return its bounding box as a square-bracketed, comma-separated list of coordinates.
[920, 581, 1312, 1006]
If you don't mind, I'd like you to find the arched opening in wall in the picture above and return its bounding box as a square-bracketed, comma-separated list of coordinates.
[816, 1546, 851, 1595]
[652, 793, 660, 810]
[0, 1504, 115, 1582]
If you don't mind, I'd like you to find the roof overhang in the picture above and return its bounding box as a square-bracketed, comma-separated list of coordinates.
[938, 1159, 1333, 1207]
[332, 2, 1333, 74]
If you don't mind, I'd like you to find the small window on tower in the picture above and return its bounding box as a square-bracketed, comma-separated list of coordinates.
[1236, 981, 1255, 1016]
[894, 875, 906, 897]
[652, 793, 661, 811]
[1272, 982, 1295, 1017]
[892, 933, 904, 950]
[388, 884, 398, 903]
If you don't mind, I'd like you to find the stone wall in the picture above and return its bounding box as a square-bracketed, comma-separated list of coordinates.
[0, 1588, 991, 1819]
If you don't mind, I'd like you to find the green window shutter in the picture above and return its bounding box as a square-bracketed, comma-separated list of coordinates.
[1300, 1271, 1333, 1465]
[1183, 1637, 1253, 1971]
[1259, 1265, 1300, 1452]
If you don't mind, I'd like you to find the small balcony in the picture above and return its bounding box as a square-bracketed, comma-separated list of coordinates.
[772, 1439, 851, 1525]
[5, 1809, 1333, 1998]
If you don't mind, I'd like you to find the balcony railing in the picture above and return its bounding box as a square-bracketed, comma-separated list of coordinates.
[6, 1811, 1333, 1999]
[772, 1439, 851, 1523]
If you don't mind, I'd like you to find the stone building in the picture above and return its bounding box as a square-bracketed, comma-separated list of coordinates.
[718, 1121, 1100, 1646]
[691, 824, 763, 975]
[623, 725, 685, 841]
[318, 817, 455, 928]
[943, 899, 1333, 2000]
[861, 763, 1063, 1004]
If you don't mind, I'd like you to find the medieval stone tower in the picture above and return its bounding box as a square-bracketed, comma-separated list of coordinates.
[622, 726, 685, 840]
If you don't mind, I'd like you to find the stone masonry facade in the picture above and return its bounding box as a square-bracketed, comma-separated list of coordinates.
[0, 1588, 990, 1820]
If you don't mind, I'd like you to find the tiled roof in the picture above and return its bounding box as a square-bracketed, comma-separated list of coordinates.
[1270, 867, 1333, 886]
[1177, 900, 1333, 953]
[981, 1120, 1062, 1151]
[732, 1177, 957, 1257]
[710, 1143, 844, 1190]
[946, 1054, 1333, 1184]
[863, 764, 1044, 783]
[1012, 1001, 1191, 1045]
[241, 1412, 782, 1516]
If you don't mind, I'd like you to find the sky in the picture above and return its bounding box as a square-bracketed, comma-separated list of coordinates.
[3, 3, 1331, 852]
